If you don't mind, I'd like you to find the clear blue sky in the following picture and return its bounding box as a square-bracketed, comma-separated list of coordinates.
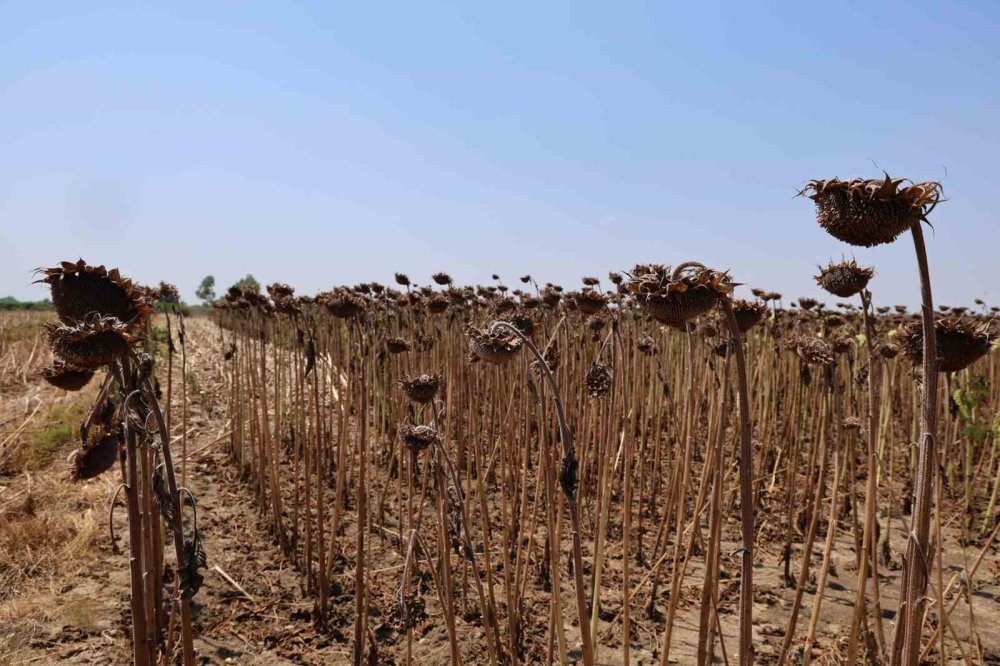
[2, 2, 998, 307]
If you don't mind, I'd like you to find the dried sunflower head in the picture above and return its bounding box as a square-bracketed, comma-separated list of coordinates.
[731, 299, 767, 333]
[324, 289, 366, 319]
[466, 324, 523, 364]
[815, 260, 875, 298]
[503, 311, 535, 336]
[585, 362, 613, 398]
[531, 336, 560, 376]
[40, 359, 95, 391]
[157, 282, 180, 303]
[636, 335, 658, 356]
[431, 272, 453, 286]
[799, 175, 943, 247]
[493, 296, 518, 313]
[427, 295, 449, 314]
[399, 373, 442, 404]
[831, 338, 853, 354]
[798, 297, 819, 311]
[39, 259, 152, 326]
[897, 318, 996, 373]
[47, 316, 139, 369]
[574, 289, 608, 315]
[71, 428, 121, 480]
[398, 424, 438, 453]
[788, 335, 835, 366]
[625, 263, 733, 327]
[386, 337, 411, 354]
[541, 287, 562, 308]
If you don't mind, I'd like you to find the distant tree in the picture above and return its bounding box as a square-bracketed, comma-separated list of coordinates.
[195, 275, 217, 305]
[231, 274, 260, 294]
[0, 296, 53, 311]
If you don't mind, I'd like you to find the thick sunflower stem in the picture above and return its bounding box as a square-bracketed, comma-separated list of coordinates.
[895, 221, 939, 666]
[719, 297, 755, 666]
[140, 369, 196, 666]
[847, 289, 884, 663]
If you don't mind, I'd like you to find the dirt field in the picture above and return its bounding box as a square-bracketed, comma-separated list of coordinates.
[2, 313, 999, 665]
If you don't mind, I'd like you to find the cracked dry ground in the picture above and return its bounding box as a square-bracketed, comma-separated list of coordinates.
[2, 315, 1000, 665]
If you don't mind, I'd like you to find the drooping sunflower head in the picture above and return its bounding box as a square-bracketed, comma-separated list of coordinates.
[39, 259, 152, 326]
[398, 424, 438, 453]
[787, 335, 836, 366]
[731, 299, 768, 333]
[799, 175, 942, 247]
[427, 294, 450, 314]
[815, 259, 875, 298]
[897, 317, 996, 373]
[40, 359, 96, 392]
[431, 272, 453, 286]
[798, 297, 820, 311]
[466, 323, 523, 364]
[47, 315, 140, 369]
[574, 289, 608, 315]
[530, 336, 560, 376]
[541, 286, 563, 308]
[585, 362, 613, 398]
[386, 337, 411, 354]
[502, 310, 536, 337]
[399, 373, 443, 404]
[625, 263, 733, 328]
[636, 336, 659, 356]
[323, 288, 367, 319]
[71, 428, 122, 481]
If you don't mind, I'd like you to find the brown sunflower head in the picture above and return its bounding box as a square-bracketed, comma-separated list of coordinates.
[541, 287, 563, 308]
[637, 335, 659, 356]
[431, 272, 453, 286]
[399, 373, 443, 404]
[798, 297, 819, 311]
[39, 260, 152, 326]
[157, 282, 180, 303]
[398, 424, 438, 453]
[427, 295, 449, 314]
[625, 263, 733, 327]
[40, 359, 95, 391]
[897, 318, 996, 373]
[799, 175, 943, 247]
[394, 273, 411, 287]
[815, 260, 875, 298]
[466, 323, 523, 364]
[731, 299, 767, 333]
[879, 343, 899, 359]
[71, 428, 121, 480]
[531, 336, 560, 376]
[788, 335, 835, 366]
[492, 296, 518, 313]
[324, 289, 366, 319]
[386, 337, 411, 354]
[47, 316, 139, 369]
[503, 311, 535, 337]
[831, 338, 853, 355]
[585, 362, 613, 398]
[574, 289, 608, 315]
